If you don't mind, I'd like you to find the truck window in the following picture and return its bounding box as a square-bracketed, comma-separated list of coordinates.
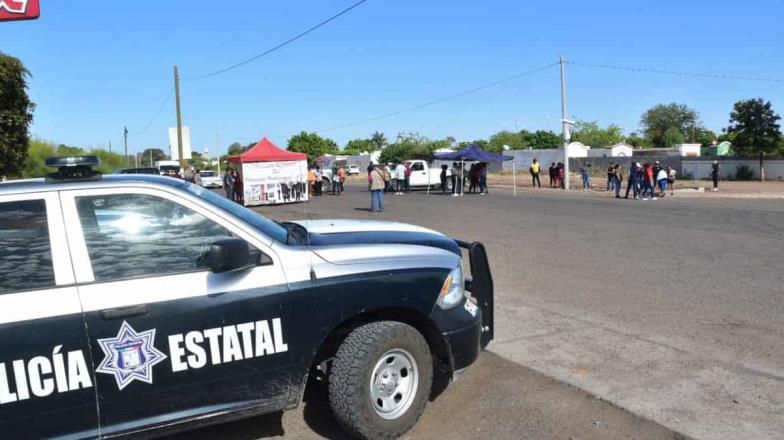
[0, 199, 56, 294]
[75, 194, 236, 281]
[411, 162, 425, 171]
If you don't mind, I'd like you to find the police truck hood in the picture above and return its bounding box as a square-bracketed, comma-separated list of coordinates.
[286, 219, 461, 260]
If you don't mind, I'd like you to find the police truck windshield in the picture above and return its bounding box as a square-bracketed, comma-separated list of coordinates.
[186, 184, 288, 243]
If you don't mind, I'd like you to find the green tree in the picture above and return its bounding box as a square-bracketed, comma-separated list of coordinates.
[370, 131, 387, 151]
[662, 127, 684, 147]
[725, 98, 782, 181]
[640, 103, 704, 147]
[693, 128, 717, 147]
[19, 138, 56, 178]
[488, 130, 527, 153]
[570, 120, 624, 147]
[287, 131, 339, 164]
[343, 138, 374, 155]
[226, 142, 243, 156]
[139, 148, 167, 166]
[625, 132, 649, 148]
[458, 139, 489, 150]
[379, 143, 412, 164]
[92, 148, 128, 174]
[0, 52, 35, 178]
[20, 139, 128, 177]
[527, 130, 562, 149]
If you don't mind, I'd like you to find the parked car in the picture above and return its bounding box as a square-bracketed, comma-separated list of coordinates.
[114, 167, 159, 175]
[193, 170, 222, 188]
[0, 156, 494, 440]
[347, 165, 361, 175]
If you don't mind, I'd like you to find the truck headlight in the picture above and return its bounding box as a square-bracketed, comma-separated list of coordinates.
[438, 265, 465, 309]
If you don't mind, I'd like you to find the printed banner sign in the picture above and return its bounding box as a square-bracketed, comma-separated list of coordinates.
[241, 160, 308, 206]
[0, 0, 39, 21]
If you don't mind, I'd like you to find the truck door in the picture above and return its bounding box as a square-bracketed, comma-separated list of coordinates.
[59, 187, 293, 437]
[410, 161, 428, 186]
[0, 193, 98, 439]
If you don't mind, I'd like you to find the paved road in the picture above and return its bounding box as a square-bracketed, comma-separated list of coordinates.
[171, 353, 679, 440]
[246, 182, 784, 439]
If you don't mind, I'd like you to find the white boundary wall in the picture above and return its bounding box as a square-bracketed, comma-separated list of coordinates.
[683, 159, 784, 180]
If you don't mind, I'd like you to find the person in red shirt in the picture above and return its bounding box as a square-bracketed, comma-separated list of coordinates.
[640, 163, 656, 200]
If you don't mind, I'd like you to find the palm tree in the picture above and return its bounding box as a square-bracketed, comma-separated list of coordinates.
[371, 131, 387, 150]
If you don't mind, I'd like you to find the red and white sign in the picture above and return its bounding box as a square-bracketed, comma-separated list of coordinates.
[0, 0, 40, 22]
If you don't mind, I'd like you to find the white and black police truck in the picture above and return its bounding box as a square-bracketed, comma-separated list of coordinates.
[0, 156, 494, 440]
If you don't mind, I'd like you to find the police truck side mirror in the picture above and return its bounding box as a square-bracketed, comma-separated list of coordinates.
[208, 238, 260, 273]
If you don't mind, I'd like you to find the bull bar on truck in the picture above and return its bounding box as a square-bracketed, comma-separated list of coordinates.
[454, 240, 494, 349]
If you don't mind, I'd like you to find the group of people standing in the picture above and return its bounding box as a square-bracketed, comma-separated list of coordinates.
[441, 162, 488, 196]
[222, 169, 243, 204]
[619, 161, 677, 200]
[307, 165, 347, 196]
[529, 158, 723, 199]
[533, 161, 566, 189]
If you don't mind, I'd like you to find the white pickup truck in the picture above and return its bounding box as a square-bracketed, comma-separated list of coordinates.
[404, 159, 452, 190]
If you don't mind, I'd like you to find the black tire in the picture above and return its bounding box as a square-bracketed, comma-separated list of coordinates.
[329, 321, 433, 440]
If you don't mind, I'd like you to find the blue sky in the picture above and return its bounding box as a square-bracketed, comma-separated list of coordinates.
[3, 0, 783, 156]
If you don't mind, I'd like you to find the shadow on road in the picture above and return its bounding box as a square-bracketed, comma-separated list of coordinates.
[165, 378, 352, 440]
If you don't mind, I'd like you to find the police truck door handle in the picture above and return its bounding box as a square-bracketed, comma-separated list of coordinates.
[101, 304, 150, 320]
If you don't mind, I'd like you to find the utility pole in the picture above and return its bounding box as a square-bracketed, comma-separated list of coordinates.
[123, 126, 129, 167]
[173, 65, 185, 175]
[216, 134, 222, 175]
[149, 148, 153, 167]
[109, 140, 112, 154]
[560, 57, 570, 190]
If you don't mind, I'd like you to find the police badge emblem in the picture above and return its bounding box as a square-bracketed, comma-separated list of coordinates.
[96, 321, 167, 390]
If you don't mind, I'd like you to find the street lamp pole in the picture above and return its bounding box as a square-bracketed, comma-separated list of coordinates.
[560, 57, 570, 190]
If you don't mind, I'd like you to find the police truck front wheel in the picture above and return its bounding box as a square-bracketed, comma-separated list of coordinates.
[329, 321, 433, 440]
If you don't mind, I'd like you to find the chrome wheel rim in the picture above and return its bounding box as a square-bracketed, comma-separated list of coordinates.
[369, 348, 418, 420]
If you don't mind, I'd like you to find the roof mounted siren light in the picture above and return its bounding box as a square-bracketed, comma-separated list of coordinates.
[45, 156, 102, 181]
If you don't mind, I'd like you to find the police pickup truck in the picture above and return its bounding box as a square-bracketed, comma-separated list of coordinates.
[0, 156, 494, 440]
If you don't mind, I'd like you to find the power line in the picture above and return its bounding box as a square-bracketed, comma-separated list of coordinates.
[567, 61, 784, 84]
[127, 88, 174, 136]
[304, 61, 560, 135]
[184, 0, 370, 81]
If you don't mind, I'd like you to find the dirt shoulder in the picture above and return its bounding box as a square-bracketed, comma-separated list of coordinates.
[487, 173, 784, 199]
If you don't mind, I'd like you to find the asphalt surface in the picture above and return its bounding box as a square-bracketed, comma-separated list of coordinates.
[172, 353, 680, 440]
[184, 183, 783, 439]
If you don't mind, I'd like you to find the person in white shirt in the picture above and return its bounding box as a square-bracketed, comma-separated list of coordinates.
[384, 164, 393, 192]
[394, 163, 406, 194]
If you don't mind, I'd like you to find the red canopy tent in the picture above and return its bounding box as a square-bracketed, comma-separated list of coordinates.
[226, 138, 308, 206]
[227, 137, 306, 163]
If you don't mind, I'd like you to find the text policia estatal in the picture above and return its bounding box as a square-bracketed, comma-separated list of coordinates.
[0, 318, 288, 405]
[0, 345, 92, 405]
[168, 318, 288, 372]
